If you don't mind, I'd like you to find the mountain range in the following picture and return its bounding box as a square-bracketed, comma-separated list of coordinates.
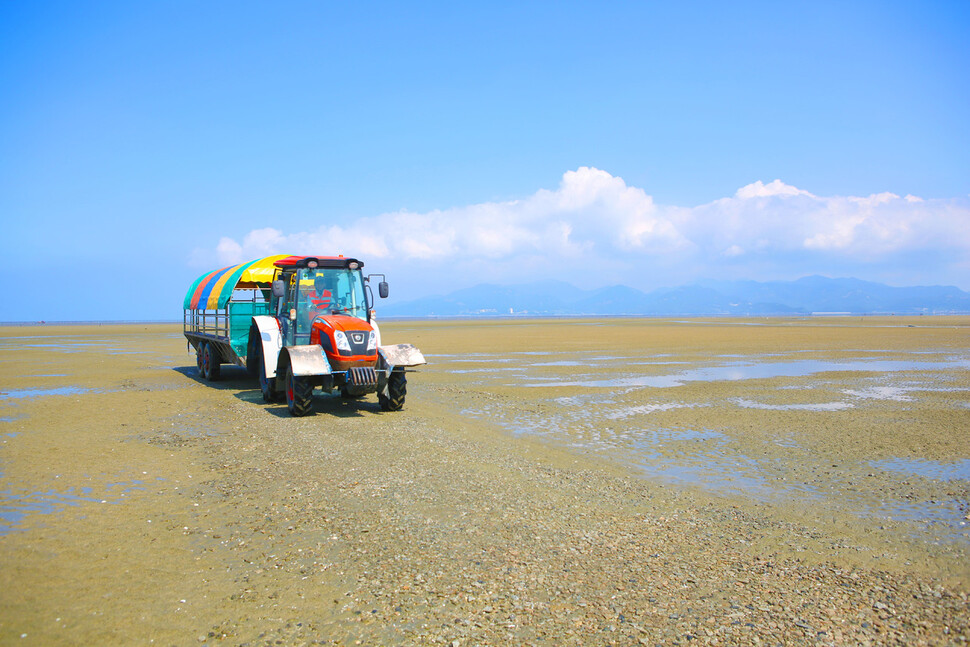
[382, 276, 970, 317]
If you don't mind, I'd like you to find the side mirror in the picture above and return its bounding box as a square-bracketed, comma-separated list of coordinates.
[272, 280, 286, 297]
[379, 281, 389, 298]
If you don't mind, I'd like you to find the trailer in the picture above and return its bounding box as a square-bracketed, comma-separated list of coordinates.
[183, 254, 425, 416]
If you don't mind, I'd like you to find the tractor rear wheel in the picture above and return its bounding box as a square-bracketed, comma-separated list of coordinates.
[256, 342, 282, 402]
[285, 363, 314, 416]
[246, 328, 260, 379]
[379, 370, 406, 411]
[202, 342, 220, 381]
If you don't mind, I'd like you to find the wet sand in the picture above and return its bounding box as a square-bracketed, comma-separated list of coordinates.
[0, 318, 968, 645]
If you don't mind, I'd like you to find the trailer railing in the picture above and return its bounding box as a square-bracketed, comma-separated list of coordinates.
[183, 289, 269, 340]
[183, 307, 230, 339]
[184, 289, 272, 367]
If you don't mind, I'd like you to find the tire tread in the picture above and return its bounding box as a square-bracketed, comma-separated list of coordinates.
[379, 371, 406, 411]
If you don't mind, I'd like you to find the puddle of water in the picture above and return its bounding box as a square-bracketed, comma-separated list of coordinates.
[773, 435, 802, 449]
[631, 447, 969, 536]
[449, 367, 528, 374]
[873, 458, 970, 482]
[520, 358, 970, 389]
[553, 393, 613, 404]
[0, 386, 97, 400]
[530, 360, 589, 367]
[1, 342, 102, 349]
[603, 402, 693, 419]
[874, 500, 969, 525]
[733, 398, 853, 411]
[0, 338, 152, 356]
[843, 386, 915, 401]
[635, 427, 725, 444]
[0, 478, 159, 534]
[106, 479, 148, 493]
[632, 456, 781, 499]
[0, 487, 99, 532]
[0, 341, 113, 354]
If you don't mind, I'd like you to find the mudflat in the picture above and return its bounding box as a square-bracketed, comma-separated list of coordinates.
[0, 317, 968, 645]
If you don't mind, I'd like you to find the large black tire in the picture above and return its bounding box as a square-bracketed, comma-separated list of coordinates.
[196, 343, 205, 376]
[285, 362, 314, 417]
[246, 328, 260, 379]
[256, 341, 282, 402]
[379, 370, 406, 411]
[202, 342, 220, 381]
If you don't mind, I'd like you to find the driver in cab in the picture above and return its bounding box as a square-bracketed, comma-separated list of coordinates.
[308, 274, 333, 313]
[304, 273, 348, 325]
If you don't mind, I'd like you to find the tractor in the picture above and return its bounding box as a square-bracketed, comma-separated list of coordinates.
[184, 255, 425, 416]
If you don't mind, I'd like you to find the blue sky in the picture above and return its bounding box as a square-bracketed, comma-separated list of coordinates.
[1, 1, 968, 321]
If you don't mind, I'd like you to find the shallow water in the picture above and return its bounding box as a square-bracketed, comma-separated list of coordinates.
[0, 386, 97, 399]
[0, 478, 159, 534]
[0, 337, 151, 356]
[446, 348, 970, 540]
[0, 487, 99, 532]
[520, 357, 970, 389]
[732, 398, 852, 411]
[873, 458, 970, 482]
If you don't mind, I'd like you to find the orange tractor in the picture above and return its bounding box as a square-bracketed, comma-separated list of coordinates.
[184, 255, 425, 416]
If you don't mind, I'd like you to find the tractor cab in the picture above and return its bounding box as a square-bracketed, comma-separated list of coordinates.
[270, 257, 387, 369]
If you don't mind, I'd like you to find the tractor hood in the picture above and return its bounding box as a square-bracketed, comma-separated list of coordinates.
[310, 315, 378, 369]
[315, 313, 373, 335]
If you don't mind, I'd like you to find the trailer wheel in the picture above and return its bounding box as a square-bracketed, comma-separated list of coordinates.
[379, 370, 406, 411]
[285, 363, 314, 417]
[202, 342, 221, 381]
[195, 343, 205, 376]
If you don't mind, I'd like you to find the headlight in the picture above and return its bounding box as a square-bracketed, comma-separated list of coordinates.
[366, 331, 377, 351]
[333, 330, 352, 352]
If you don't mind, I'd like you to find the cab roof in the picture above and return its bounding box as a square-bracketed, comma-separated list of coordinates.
[272, 255, 363, 270]
[184, 255, 363, 310]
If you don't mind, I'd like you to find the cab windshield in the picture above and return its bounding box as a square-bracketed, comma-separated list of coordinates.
[294, 268, 368, 336]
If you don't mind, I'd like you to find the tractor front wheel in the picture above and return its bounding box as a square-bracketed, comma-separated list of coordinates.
[285, 363, 314, 416]
[379, 370, 407, 411]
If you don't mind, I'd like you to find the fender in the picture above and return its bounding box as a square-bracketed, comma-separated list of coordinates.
[378, 343, 426, 371]
[251, 315, 283, 379]
[280, 345, 333, 377]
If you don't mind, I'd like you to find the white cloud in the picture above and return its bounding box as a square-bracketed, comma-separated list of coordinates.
[686, 182, 970, 262]
[215, 237, 244, 264]
[205, 166, 687, 265]
[735, 179, 813, 199]
[195, 168, 970, 292]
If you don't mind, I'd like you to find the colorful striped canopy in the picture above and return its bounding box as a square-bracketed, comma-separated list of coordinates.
[183, 255, 291, 310]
